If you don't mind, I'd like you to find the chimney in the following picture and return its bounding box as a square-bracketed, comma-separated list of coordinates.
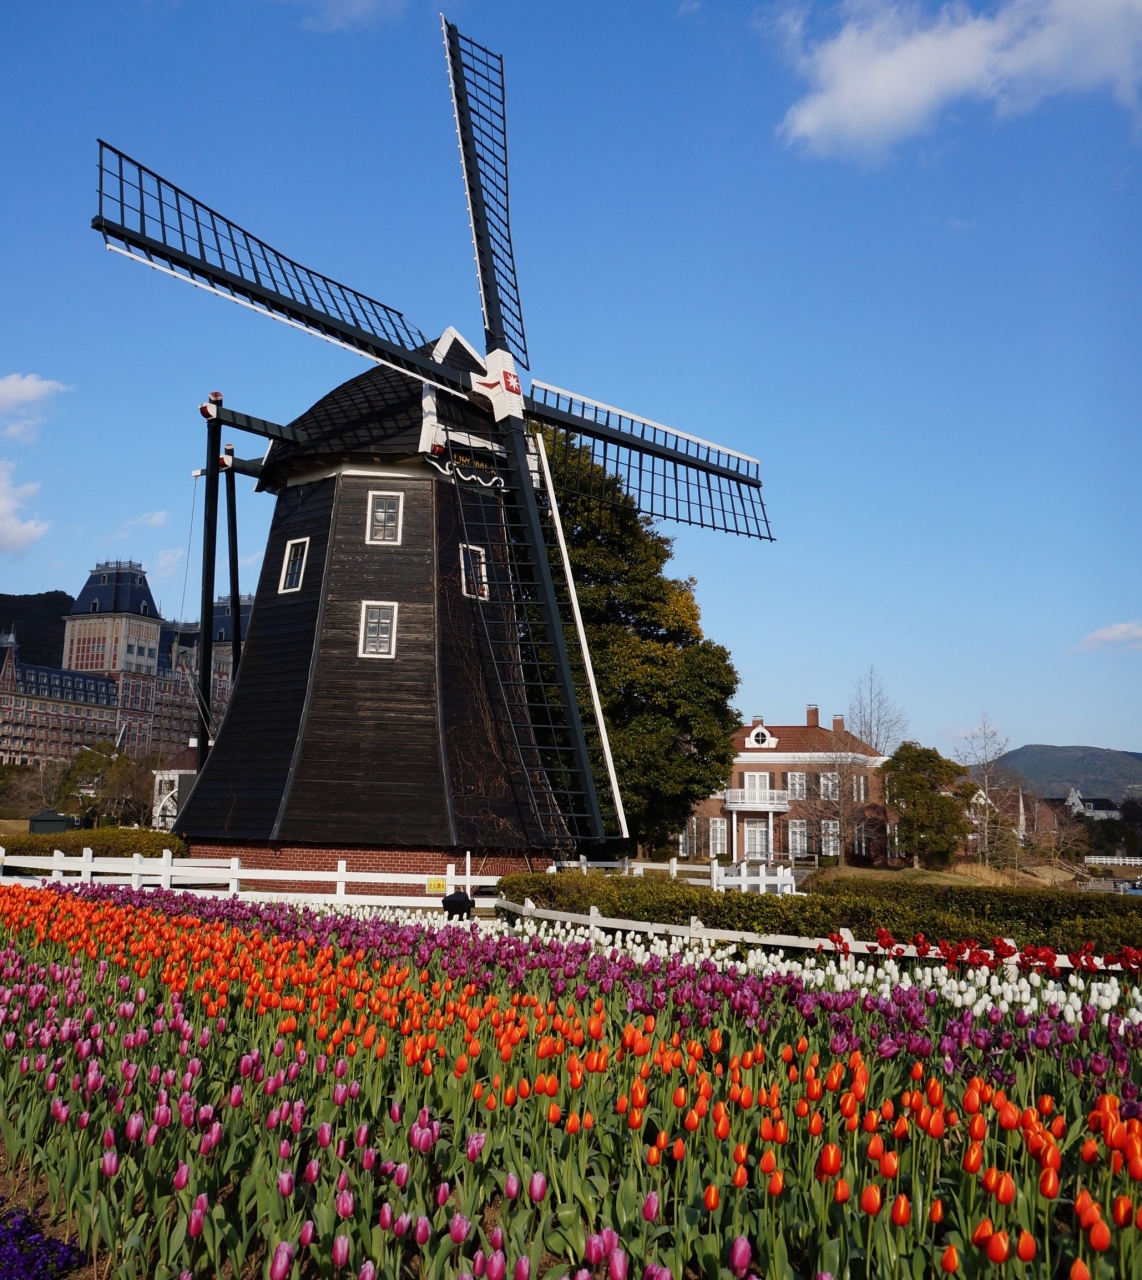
[806, 705, 819, 728]
[833, 714, 845, 734]
[752, 716, 764, 726]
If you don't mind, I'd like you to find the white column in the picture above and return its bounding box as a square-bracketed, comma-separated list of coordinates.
[731, 814, 738, 863]
[768, 812, 774, 863]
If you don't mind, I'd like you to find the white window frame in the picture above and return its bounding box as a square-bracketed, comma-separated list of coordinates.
[853, 773, 868, 803]
[819, 771, 840, 802]
[743, 771, 771, 802]
[709, 817, 727, 859]
[787, 771, 807, 800]
[366, 491, 404, 546]
[821, 820, 840, 857]
[357, 601, 399, 660]
[789, 819, 807, 855]
[278, 538, 310, 594]
[460, 544, 489, 600]
[743, 819, 769, 857]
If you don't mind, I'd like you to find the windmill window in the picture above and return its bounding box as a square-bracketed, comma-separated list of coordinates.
[278, 538, 310, 594]
[366, 492, 403, 545]
[460, 544, 489, 600]
[358, 602, 398, 659]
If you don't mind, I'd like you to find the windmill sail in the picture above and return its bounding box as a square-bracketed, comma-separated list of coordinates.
[442, 19, 529, 368]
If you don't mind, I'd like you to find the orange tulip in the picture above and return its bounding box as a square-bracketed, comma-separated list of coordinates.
[1016, 1231, 1036, 1262]
[1039, 1168, 1060, 1199]
[817, 1143, 842, 1179]
[760, 1150, 776, 1175]
[996, 1173, 1015, 1206]
[879, 1152, 899, 1180]
[941, 1245, 960, 1273]
[860, 1185, 882, 1216]
[834, 1178, 851, 1204]
[986, 1231, 1010, 1265]
[929, 1198, 944, 1224]
[767, 1170, 785, 1196]
[890, 1194, 911, 1227]
[672, 1138, 685, 1161]
[1089, 1220, 1111, 1252]
[1070, 1261, 1090, 1280]
[684, 1109, 699, 1132]
[963, 1142, 983, 1174]
[1114, 1195, 1134, 1228]
[1081, 1139, 1099, 1164]
[971, 1218, 994, 1248]
[703, 1184, 720, 1212]
[673, 1086, 687, 1109]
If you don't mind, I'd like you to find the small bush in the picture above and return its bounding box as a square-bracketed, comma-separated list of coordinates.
[498, 872, 1142, 954]
[0, 829, 186, 859]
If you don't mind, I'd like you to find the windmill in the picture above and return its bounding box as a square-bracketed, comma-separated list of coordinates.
[91, 18, 772, 856]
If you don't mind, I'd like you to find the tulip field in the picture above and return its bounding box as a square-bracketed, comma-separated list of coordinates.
[1, 884, 1142, 1280]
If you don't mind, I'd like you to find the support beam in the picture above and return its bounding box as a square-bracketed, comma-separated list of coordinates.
[224, 444, 242, 678]
[198, 395, 222, 773]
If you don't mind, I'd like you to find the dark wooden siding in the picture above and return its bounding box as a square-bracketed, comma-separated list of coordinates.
[177, 480, 335, 840]
[278, 472, 455, 846]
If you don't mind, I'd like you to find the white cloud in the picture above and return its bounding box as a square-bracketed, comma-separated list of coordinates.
[273, 0, 407, 31]
[1074, 620, 1142, 651]
[153, 548, 184, 577]
[779, 0, 1142, 158]
[239, 551, 264, 568]
[0, 373, 68, 444]
[112, 510, 169, 541]
[0, 461, 49, 554]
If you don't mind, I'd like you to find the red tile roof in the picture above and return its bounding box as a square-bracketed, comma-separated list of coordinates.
[732, 723, 880, 756]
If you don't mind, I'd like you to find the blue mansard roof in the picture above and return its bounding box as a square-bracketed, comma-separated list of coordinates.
[0, 635, 118, 706]
[71, 561, 159, 620]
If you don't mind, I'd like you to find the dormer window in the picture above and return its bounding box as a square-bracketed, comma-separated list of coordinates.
[141, 602, 148, 615]
[91, 601, 100, 613]
[746, 724, 774, 749]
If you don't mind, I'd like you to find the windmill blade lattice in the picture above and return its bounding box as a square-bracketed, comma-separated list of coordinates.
[443, 21, 529, 368]
[526, 382, 773, 539]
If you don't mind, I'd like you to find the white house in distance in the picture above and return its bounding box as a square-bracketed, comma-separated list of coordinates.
[686, 705, 889, 865]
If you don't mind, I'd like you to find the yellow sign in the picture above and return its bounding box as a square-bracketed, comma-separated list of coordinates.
[426, 876, 448, 894]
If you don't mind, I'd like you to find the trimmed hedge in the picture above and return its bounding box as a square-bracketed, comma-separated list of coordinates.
[497, 872, 1142, 954]
[0, 830, 187, 859]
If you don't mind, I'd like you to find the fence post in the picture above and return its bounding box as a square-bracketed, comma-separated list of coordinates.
[336, 859, 348, 900]
[446, 864, 455, 897]
[161, 849, 173, 890]
[709, 859, 717, 891]
[132, 852, 144, 891]
[589, 904, 600, 932]
[81, 847, 94, 884]
[523, 897, 535, 917]
[622, 857, 629, 877]
[465, 849, 471, 897]
[229, 858, 240, 895]
[690, 915, 704, 940]
[670, 857, 677, 880]
[579, 855, 587, 876]
[52, 849, 65, 881]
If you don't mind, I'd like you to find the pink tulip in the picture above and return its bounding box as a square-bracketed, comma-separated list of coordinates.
[230, 1085, 243, 1109]
[378, 1204, 393, 1231]
[300, 1221, 315, 1247]
[490, 1227, 504, 1252]
[515, 1258, 531, 1280]
[333, 1084, 349, 1107]
[337, 1171, 349, 1193]
[305, 1159, 320, 1184]
[728, 1238, 751, 1279]
[609, 1252, 628, 1280]
[270, 1242, 294, 1280]
[278, 1171, 295, 1197]
[335, 1058, 348, 1078]
[474, 1249, 487, 1277]
[393, 1213, 411, 1239]
[528, 1173, 547, 1204]
[467, 1132, 487, 1162]
[389, 1101, 401, 1123]
[173, 1162, 190, 1191]
[317, 1122, 332, 1148]
[146, 1124, 158, 1147]
[336, 1189, 355, 1219]
[450, 1213, 471, 1245]
[601, 1230, 619, 1257]
[436, 1182, 451, 1208]
[101, 1151, 119, 1178]
[486, 1250, 507, 1280]
[356, 1123, 369, 1148]
[585, 1237, 605, 1267]
[188, 1208, 205, 1238]
[359, 1264, 376, 1280]
[332, 1235, 350, 1268]
[102, 1127, 116, 1149]
[394, 1162, 409, 1188]
[642, 1192, 659, 1223]
[415, 1216, 431, 1247]
[504, 1173, 520, 1201]
[362, 1148, 376, 1171]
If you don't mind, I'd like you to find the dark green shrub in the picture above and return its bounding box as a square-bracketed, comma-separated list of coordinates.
[498, 873, 1142, 954]
[0, 830, 187, 859]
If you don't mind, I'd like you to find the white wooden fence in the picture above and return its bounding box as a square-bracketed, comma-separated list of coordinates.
[1086, 855, 1142, 868]
[552, 855, 798, 895]
[0, 847, 498, 910]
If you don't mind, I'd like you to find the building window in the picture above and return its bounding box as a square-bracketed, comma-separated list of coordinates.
[744, 820, 769, 857]
[821, 820, 840, 857]
[141, 602, 148, 615]
[789, 820, 807, 855]
[90, 601, 99, 613]
[367, 492, 403, 545]
[854, 826, 869, 859]
[460, 544, 489, 600]
[787, 772, 806, 800]
[709, 817, 727, 858]
[819, 772, 840, 802]
[279, 538, 310, 594]
[743, 772, 771, 803]
[358, 602, 398, 659]
[853, 773, 868, 802]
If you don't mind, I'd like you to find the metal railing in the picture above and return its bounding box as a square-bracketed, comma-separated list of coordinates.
[722, 789, 791, 810]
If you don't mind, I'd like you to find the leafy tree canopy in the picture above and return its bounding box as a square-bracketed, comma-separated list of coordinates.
[554, 479, 739, 852]
[880, 741, 972, 866]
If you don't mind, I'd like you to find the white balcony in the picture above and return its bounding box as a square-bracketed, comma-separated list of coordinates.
[723, 788, 791, 812]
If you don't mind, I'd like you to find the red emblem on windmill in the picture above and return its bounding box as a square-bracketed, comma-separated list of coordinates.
[502, 370, 521, 395]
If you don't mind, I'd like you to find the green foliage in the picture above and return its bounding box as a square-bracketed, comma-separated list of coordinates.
[0, 829, 186, 858]
[552, 455, 739, 849]
[881, 741, 972, 865]
[499, 871, 1142, 953]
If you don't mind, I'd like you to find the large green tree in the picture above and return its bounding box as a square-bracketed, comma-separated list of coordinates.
[553, 474, 739, 852]
[880, 741, 973, 866]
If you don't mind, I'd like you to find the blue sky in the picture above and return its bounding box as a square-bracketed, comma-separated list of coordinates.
[1, 0, 1139, 756]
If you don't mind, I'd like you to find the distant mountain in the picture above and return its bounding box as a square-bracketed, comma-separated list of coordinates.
[0, 592, 74, 667]
[997, 744, 1142, 802]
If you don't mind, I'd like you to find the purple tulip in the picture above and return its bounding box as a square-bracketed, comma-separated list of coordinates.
[467, 1132, 487, 1162]
[101, 1151, 119, 1178]
[278, 1171, 295, 1197]
[728, 1237, 751, 1279]
[394, 1213, 412, 1239]
[332, 1235, 350, 1269]
[450, 1213, 471, 1245]
[415, 1216, 431, 1248]
[379, 1204, 394, 1231]
[528, 1172, 547, 1204]
[515, 1257, 531, 1280]
[270, 1242, 294, 1280]
[505, 1172, 521, 1201]
[336, 1189, 355, 1219]
[317, 1122, 333, 1148]
[642, 1192, 659, 1223]
[301, 1221, 315, 1247]
[487, 1250, 507, 1280]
